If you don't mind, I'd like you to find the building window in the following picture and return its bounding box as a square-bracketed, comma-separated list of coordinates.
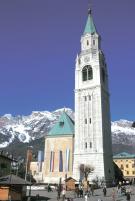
[88, 95, 91, 101]
[126, 164, 129, 168]
[0, 163, 7, 169]
[65, 149, 70, 172]
[84, 96, 87, 101]
[132, 164, 135, 168]
[85, 119, 87, 124]
[79, 58, 81, 64]
[82, 65, 93, 81]
[127, 171, 129, 175]
[34, 171, 36, 176]
[93, 40, 95, 45]
[89, 118, 91, 124]
[87, 40, 89, 46]
[120, 164, 124, 170]
[85, 142, 87, 149]
[50, 151, 55, 172]
[90, 142, 92, 148]
[59, 151, 63, 172]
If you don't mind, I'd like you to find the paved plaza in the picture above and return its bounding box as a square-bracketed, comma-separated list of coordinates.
[28, 185, 135, 201]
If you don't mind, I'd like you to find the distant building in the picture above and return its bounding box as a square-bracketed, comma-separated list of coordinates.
[30, 161, 44, 182]
[113, 152, 135, 179]
[0, 174, 29, 201]
[0, 153, 13, 177]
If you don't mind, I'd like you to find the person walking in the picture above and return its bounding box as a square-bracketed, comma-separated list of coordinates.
[87, 185, 91, 197]
[112, 188, 116, 201]
[91, 185, 94, 196]
[126, 192, 131, 201]
[62, 187, 66, 201]
[84, 193, 88, 201]
[57, 185, 61, 200]
[103, 186, 107, 196]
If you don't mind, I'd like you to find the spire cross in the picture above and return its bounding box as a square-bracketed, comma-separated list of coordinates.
[88, 0, 92, 14]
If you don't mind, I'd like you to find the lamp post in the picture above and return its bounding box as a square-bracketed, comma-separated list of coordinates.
[25, 146, 33, 181]
[29, 171, 32, 198]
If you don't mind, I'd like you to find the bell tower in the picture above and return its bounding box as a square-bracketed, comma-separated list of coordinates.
[73, 9, 114, 185]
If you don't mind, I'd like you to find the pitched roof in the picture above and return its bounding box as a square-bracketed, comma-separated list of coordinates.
[0, 174, 30, 185]
[0, 154, 13, 161]
[113, 152, 135, 159]
[84, 11, 96, 35]
[65, 177, 76, 182]
[48, 112, 74, 136]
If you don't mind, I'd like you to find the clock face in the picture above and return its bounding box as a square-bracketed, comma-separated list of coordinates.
[84, 56, 90, 63]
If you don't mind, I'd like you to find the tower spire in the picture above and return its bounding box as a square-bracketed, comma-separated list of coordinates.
[83, 5, 97, 35]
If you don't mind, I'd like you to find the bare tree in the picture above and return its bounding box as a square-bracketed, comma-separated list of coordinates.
[79, 164, 94, 182]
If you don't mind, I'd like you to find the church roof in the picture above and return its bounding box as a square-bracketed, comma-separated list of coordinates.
[84, 9, 97, 34]
[48, 111, 74, 136]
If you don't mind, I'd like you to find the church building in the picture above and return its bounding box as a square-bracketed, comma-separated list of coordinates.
[43, 112, 74, 183]
[31, 8, 114, 186]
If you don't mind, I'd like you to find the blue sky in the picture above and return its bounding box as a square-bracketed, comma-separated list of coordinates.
[0, 0, 134, 121]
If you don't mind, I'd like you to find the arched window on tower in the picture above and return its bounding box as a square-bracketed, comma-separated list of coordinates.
[93, 40, 95, 45]
[90, 142, 92, 148]
[82, 65, 93, 81]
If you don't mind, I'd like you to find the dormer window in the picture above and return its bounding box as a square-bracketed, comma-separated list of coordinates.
[93, 40, 95, 45]
[87, 40, 89, 46]
[82, 65, 93, 81]
[59, 121, 64, 127]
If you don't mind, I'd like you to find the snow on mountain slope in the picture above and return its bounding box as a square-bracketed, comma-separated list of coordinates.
[111, 119, 135, 145]
[0, 108, 135, 148]
[0, 108, 73, 148]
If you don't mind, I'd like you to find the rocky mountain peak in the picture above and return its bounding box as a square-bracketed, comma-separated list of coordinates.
[0, 108, 135, 155]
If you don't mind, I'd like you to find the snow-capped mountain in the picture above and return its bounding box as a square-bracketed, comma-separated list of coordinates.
[111, 119, 135, 145]
[0, 108, 135, 154]
[0, 108, 74, 148]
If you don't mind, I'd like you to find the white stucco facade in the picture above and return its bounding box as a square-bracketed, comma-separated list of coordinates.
[73, 13, 114, 185]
